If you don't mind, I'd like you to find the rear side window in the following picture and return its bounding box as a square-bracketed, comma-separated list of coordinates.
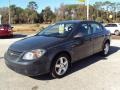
[90, 23, 103, 33]
[105, 24, 117, 27]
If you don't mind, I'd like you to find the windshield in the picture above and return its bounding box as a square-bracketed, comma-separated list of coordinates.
[0, 24, 10, 27]
[37, 23, 76, 38]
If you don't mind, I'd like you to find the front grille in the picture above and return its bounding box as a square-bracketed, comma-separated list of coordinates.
[6, 49, 23, 61]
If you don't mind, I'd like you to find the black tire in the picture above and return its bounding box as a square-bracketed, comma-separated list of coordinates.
[114, 30, 120, 36]
[101, 42, 110, 56]
[10, 35, 14, 38]
[50, 54, 70, 78]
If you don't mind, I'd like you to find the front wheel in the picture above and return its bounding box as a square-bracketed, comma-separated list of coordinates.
[50, 54, 70, 78]
[114, 30, 120, 36]
[101, 42, 110, 56]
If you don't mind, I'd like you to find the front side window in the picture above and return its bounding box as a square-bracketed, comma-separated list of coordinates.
[37, 23, 75, 38]
[79, 23, 91, 35]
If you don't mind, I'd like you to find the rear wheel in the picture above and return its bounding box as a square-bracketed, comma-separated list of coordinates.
[50, 54, 70, 78]
[101, 42, 110, 56]
[114, 30, 120, 36]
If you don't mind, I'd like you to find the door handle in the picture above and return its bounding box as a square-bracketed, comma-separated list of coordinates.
[71, 41, 81, 47]
[74, 42, 80, 45]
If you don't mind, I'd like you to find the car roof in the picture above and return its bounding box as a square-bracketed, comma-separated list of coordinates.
[56, 20, 81, 24]
[56, 20, 99, 24]
[106, 23, 120, 25]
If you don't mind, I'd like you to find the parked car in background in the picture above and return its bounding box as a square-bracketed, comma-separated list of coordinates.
[105, 23, 120, 36]
[0, 24, 13, 37]
[4, 20, 111, 78]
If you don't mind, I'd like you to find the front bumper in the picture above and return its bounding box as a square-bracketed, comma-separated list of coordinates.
[4, 54, 50, 76]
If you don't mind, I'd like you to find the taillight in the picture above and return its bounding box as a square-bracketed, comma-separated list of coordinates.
[0, 28, 4, 30]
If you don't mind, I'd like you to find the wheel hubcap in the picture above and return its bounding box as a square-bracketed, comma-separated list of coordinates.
[104, 43, 109, 55]
[55, 57, 68, 75]
[115, 31, 120, 35]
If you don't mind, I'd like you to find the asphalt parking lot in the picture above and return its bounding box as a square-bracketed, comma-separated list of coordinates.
[0, 36, 120, 90]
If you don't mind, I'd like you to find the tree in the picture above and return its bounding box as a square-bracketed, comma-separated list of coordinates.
[1, 1, 120, 24]
[0, 7, 9, 24]
[42, 7, 55, 23]
[27, 1, 38, 11]
[10, 5, 24, 23]
[26, 1, 39, 23]
[24, 8, 39, 24]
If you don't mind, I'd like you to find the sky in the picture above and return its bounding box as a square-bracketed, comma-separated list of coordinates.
[0, 0, 119, 12]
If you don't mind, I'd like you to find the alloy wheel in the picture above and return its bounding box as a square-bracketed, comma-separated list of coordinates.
[55, 57, 69, 76]
[104, 43, 110, 55]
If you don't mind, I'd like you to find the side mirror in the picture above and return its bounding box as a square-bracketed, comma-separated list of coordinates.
[73, 33, 83, 39]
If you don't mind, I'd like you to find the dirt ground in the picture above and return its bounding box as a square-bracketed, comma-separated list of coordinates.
[111, 35, 120, 40]
[12, 24, 49, 35]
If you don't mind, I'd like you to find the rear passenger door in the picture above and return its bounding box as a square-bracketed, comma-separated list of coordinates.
[72, 22, 93, 61]
[90, 22, 105, 54]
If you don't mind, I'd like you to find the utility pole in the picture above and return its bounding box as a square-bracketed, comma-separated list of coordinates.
[9, 0, 11, 25]
[115, 3, 117, 22]
[77, 0, 89, 20]
[86, 0, 89, 20]
[0, 14, 2, 24]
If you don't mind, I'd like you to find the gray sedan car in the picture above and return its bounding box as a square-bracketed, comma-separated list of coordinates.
[4, 20, 111, 78]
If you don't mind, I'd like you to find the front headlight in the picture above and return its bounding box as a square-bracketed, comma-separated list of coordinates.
[22, 49, 46, 60]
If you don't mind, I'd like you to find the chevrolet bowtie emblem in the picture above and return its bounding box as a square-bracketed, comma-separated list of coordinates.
[10, 52, 16, 56]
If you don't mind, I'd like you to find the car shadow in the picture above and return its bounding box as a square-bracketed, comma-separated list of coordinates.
[0, 57, 3, 60]
[0, 34, 27, 39]
[31, 46, 120, 80]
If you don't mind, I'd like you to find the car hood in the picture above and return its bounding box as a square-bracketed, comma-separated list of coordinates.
[9, 36, 63, 52]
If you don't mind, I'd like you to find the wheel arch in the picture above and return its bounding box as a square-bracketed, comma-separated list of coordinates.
[52, 51, 71, 63]
[105, 39, 110, 44]
[115, 30, 119, 32]
[102, 38, 110, 49]
[102, 39, 110, 49]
